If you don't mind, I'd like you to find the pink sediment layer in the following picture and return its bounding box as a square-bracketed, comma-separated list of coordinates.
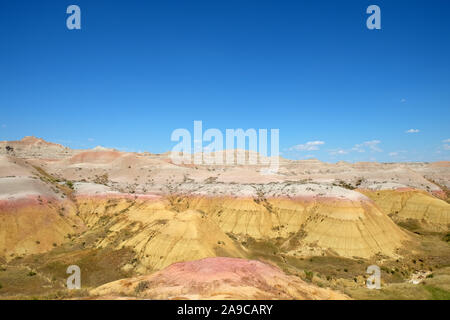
[0, 195, 60, 211]
[68, 151, 123, 164]
[76, 193, 163, 201]
[150, 257, 283, 283]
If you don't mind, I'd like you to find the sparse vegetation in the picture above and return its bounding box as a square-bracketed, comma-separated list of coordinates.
[423, 285, 450, 300]
[333, 180, 355, 190]
[65, 181, 74, 189]
[304, 270, 314, 282]
[134, 281, 149, 294]
[94, 173, 109, 185]
[444, 233, 450, 243]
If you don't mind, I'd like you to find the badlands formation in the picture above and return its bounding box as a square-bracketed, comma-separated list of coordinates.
[0, 136, 449, 300]
[91, 257, 349, 300]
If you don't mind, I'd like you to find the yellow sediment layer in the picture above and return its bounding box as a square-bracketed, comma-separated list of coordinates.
[359, 189, 450, 231]
[79, 195, 410, 263]
[77, 196, 246, 273]
[184, 197, 410, 259]
[0, 199, 85, 259]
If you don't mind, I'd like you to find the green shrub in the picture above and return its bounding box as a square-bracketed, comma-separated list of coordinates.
[444, 233, 450, 243]
[304, 270, 314, 282]
[135, 281, 149, 294]
[65, 181, 74, 189]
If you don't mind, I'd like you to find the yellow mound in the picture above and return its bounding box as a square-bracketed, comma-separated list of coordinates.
[359, 189, 450, 231]
[76, 197, 246, 273]
[0, 199, 85, 259]
[76, 193, 410, 261]
[181, 196, 410, 259]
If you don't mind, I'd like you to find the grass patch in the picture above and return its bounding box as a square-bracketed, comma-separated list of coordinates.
[423, 285, 450, 300]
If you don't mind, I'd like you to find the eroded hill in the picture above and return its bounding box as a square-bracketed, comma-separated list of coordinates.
[0, 137, 449, 300]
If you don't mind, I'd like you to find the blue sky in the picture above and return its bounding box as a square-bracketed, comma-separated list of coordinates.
[1, 0, 449, 162]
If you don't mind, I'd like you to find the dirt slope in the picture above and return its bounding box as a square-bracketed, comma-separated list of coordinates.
[91, 257, 349, 300]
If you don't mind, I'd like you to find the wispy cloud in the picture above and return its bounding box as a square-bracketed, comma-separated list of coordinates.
[289, 141, 325, 151]
[389, 150, 407, 157]
[352, 140, 382, 153]
[329, 149, 348, 155]
[389, 152, 399, 156]
[87, 138, 95, 142]
[441, 139, 450, 151]
[328, 140, 382, 157]
[405, 129, 420, 133]
[401, 98, 406, 103]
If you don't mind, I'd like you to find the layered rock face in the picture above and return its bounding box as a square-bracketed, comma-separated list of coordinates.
[164, 183, 411, 259]
[0, 137, 448, 300]
[360, 189, 450, 231]
[71, 182, 410, 270]
[0, 158, 85, 259]
[76, 196, 246, 273]
[91, 257, 349, 300]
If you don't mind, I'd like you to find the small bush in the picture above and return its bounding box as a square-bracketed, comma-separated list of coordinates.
[443, 233, 450, 243]
[65, 181, 74, 189]
[304, 270, 314, 282]
[135, 281, 149, 294]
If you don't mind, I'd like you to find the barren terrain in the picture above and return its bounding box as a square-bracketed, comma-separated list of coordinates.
[0, 137, 449, 300]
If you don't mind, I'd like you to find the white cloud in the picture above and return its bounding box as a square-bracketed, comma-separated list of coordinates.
[289, 141, 325, 151]
[438, 139, 450, 151]
[87, 138, 95, 142]
[389, 152, 399, 156]
[329, 149, 348, 155]
[328, 140, 382, 157]
[405, 129, 420, 133]
[389, 150, 407, 157]
[352, 140, 382, 153]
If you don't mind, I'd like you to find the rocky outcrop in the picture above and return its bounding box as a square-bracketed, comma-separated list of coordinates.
[0, 136, 76, 159]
